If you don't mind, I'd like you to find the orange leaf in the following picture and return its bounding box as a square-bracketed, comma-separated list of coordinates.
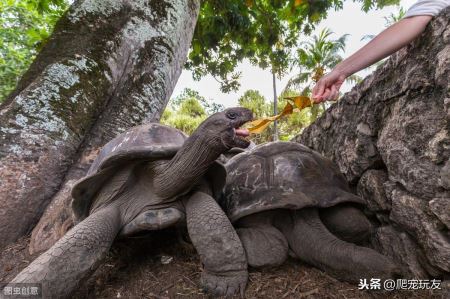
[312, 67, 325, 83]
[277, 102, 294, 119]
[285, 96, 313, 110]
[246, 98, 315, 135]
[247, 119, 272, 134]
[247, 103, 295, 134]
[294, 0, 302, 7]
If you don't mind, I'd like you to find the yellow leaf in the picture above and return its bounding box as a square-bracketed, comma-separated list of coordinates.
[277, 102, 294, 118]
[247, 119, 272, 134]
[247, 103, 294, 134]
[266, 114, 280, 121]
[312, 66, 325, 83]
[285, 96, 313, 110]
[247, 99, 312, 135]
[294, 0, 303, 7]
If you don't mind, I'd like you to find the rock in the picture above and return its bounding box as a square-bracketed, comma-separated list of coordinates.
[295, 8, 450, 276]
[357, 170, 390, 211]
[376, 94, 444, 199]
[429, 198, 450, 229]
[389, 188, 450, 272]
[440, 159, 450, 189]
[374, 226, 436, 278]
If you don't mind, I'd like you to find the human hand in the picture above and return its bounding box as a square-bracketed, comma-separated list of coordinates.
[311, 70, 347, 103]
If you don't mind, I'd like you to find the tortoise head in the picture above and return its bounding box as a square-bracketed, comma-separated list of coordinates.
[196, 107, 253, 150]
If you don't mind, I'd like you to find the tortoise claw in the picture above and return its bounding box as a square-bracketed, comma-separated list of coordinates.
[201, 270, 248, 297]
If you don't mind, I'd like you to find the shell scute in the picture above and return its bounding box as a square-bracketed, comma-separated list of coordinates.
[222, 142, 364, 222]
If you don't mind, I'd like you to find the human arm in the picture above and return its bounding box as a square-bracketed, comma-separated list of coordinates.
[312, 15, 432, 102]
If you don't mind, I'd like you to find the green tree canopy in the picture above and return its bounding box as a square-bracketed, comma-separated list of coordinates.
[179, 97, 207, 118]
[171, 88, 225, 114]
[238, 89, 271, 117]
[161, 88, 218, 135]
[0, 0, 400, 103]
[0, 0, 68, 101]
[284, 27, 360, 93]
[187, 0, 399, 92]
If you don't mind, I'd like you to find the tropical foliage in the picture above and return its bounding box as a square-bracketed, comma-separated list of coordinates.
[0, 0, 68, 102]
[169, 88, 225, 115]
[187, 0, 399, 92]
[362, 6, 406, 41]
[161, 88, 224, 135]
[0, 0, 400, 103]
[286, 28, 349, 90]
[238, 89, 321, 143]
[278, 90, 325, 140]
[238, 90, 271, 119]
[238, 90, 273, 143]
[162, 88, 318, 143]
[282, 28, 357, 124]
[384, 6, 406, 26]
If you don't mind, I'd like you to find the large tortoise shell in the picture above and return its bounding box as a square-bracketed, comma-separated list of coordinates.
[71, 123, 187, 221]
[221, 142, 364, 223]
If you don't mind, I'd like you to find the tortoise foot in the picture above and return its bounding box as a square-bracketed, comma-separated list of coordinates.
[200, 270, 248, 297]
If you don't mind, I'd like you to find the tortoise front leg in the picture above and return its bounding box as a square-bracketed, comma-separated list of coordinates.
[236, 211, 289, 268]
[7, 206, 121, 299]
[319, 203, 374, 244]
[279, 208, 400, 282]
[185, 191, 248, 297]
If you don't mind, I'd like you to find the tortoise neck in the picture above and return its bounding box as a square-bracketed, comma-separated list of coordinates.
[153, 133, 226, 199]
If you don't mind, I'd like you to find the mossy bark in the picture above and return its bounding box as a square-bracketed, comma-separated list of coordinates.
[0, 0, 200, 250]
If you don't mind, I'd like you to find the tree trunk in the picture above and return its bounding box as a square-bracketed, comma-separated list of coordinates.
[295, 8, 449, 277]
[0, 0, 200, 251]
[272, 70, 278, 141]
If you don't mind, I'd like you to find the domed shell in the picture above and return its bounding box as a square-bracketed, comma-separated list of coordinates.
[71, 123, 188, 221]
[221, 142, 364, 223]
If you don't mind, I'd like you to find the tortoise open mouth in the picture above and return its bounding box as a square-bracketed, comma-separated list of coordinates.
[232, 118, 252, 147]
[234, 128, 250, 138]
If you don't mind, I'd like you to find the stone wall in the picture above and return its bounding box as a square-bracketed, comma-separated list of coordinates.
[295, 8, 449, 278]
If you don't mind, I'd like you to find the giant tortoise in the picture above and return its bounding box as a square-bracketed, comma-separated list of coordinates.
[220, 141, 400, 282]
[9, 108, 253, 298]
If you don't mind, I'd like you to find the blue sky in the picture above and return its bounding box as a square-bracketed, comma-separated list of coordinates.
[172, 0, 416, 107]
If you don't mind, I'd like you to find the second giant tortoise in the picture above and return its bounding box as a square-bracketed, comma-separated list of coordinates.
[221, 141, 400, 281]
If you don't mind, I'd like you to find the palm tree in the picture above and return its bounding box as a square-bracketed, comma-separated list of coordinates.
[283, 28, 358, 122]
[362, 7, 406, 41]
[384, 7, 406, 27]
[286, 28, 352, 91]
[361, 7, 406, 69]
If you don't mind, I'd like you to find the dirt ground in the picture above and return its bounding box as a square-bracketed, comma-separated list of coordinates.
[0, 229, 446, 299]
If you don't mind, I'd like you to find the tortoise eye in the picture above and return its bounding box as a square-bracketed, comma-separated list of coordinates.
[227, 112, 237, 119]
